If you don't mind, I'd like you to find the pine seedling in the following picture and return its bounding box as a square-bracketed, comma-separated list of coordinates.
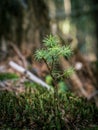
[35, 34, 74, 90]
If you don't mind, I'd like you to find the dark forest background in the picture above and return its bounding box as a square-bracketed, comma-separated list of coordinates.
[0, 0, 98, 59]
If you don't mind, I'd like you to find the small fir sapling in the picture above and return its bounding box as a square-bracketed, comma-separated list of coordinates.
[35, 34, 74, 90]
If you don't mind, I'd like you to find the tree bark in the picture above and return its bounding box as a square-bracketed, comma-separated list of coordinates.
[92, 0, 98, 59]
[23, 0, 50, 49]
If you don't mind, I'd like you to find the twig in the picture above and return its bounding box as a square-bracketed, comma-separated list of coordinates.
[60, 56, 89, 97]
[9, 43, 27, 68]
[88, 91, 98, 100]
[9, 61, 50, 90]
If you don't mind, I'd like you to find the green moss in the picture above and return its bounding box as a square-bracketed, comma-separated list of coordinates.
[0, 90, 98, 130]
[0, 73, 19, 81]
[24, 81, 36, 88]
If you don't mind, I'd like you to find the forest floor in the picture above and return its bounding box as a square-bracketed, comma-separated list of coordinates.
[0, 43, 98, 129]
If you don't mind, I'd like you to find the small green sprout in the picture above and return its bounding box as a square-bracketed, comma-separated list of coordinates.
[43, 34, 59, 47]
[35, 35, 72, 63]
[35, 34, 74, 89]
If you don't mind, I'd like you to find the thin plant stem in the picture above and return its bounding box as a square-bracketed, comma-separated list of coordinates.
[42, 58, 58, 89]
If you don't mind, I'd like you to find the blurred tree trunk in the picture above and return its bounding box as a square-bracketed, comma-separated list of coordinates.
[23, 0, 50, 49]
[0, 0, 50, 50]
[92, 0, 98, 59]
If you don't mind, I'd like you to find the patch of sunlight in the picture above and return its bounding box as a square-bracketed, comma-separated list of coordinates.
[85, 53, 97, 62]
[59, 19, 70, 34]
